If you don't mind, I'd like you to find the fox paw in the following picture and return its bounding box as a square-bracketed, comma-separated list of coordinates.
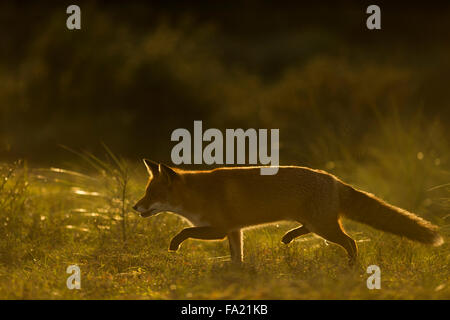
[169, 241, 180, 252]
[281, 235, 293, 244]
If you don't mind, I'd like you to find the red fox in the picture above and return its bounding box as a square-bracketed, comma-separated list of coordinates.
[133, 159, 443, 264]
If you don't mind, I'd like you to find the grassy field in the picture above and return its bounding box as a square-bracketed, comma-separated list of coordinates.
[0, 140, 449, 300]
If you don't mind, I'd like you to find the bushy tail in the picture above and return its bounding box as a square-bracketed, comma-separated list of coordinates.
[338, 182, 443, 246]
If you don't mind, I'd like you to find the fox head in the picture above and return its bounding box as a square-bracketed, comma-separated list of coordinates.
[133, 159, 180, 218]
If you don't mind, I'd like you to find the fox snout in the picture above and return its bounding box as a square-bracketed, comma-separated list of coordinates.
[132, 200, 158, 218]
[132, 201, 142, 212]
[132, 200, 147, 214]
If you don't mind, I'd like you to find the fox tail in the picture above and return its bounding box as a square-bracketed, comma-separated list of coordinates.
[338, 182, 443, 246]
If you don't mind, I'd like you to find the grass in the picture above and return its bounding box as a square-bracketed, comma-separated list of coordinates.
[0, 139, 449, 300]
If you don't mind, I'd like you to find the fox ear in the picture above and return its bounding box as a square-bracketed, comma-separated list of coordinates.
[158, 163, 178, 183]
[143, 159, 159, 176]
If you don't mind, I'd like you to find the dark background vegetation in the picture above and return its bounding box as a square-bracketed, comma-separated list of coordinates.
[1, 1, 449, 166]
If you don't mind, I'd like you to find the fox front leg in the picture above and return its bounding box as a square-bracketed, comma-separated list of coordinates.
[169, 227, 227, 251]
[282, 225, 310, 244]
[228, 229, 243, 264]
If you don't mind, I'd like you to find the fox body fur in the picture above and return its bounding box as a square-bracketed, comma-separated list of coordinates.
[133, 160, 443, 264]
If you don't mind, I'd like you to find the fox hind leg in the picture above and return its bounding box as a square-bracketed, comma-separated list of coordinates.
[228, 229, 243, 264]
[314, 222, 358, 265]
[282, 225, 311, 244]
